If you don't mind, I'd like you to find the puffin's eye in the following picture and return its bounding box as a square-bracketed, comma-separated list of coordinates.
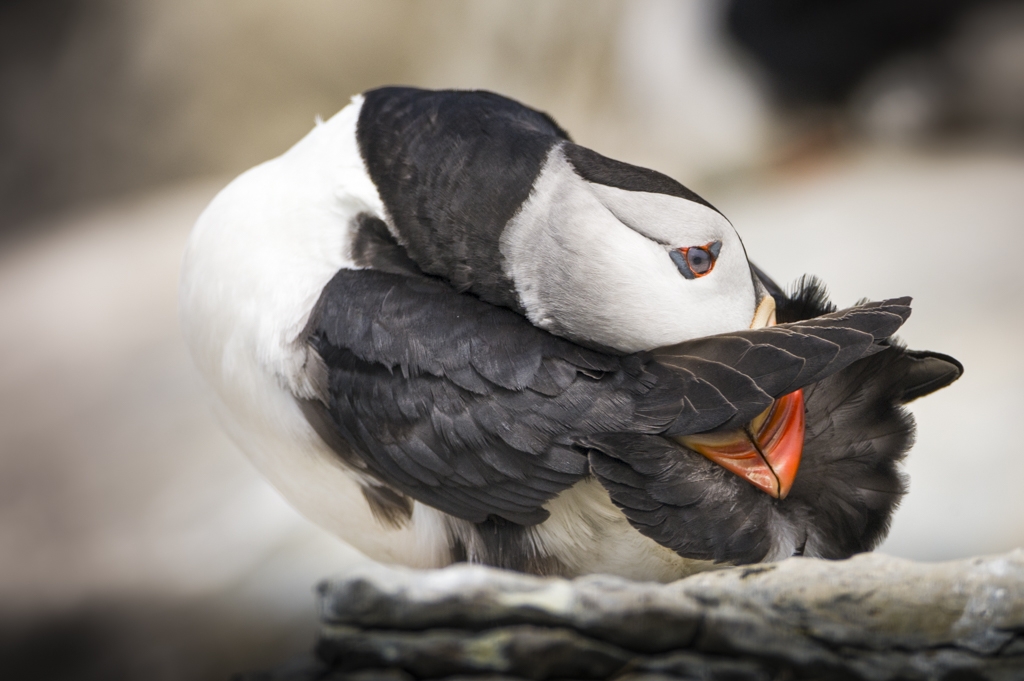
[671, 240, 721, 279]
[687, 248, 712, 274]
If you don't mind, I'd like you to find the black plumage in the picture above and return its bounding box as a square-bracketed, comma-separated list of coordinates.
[563, 143, 718, 212]
[357, 87, 569, 311]
[301, 264, 954, 566]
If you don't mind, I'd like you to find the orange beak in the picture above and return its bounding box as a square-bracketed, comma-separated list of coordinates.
[675, 389, 805, 499]
[673, 293, 805, 499]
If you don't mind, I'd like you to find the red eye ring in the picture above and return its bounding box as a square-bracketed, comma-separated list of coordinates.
[672, 240, 721, 279]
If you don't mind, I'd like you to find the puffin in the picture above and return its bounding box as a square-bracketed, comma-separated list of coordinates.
[179, 87, 961, 581]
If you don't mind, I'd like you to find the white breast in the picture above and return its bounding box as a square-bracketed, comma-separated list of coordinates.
[179, 97, 456, 568]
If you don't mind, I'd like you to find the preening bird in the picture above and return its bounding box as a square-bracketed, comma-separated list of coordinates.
[180, 87, 961, 581]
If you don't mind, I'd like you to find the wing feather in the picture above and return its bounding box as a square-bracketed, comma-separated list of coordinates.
[303, 268, 914, 533]
[588, 282, 957, 565]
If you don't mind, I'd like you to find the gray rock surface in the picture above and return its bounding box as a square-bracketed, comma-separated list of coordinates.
[240, 551, 1024, 680]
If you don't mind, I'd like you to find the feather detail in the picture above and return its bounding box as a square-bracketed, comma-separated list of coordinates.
[588, 278, 960, 565]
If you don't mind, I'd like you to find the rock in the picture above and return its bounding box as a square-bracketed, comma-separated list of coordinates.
[240, 550, 1024, 680]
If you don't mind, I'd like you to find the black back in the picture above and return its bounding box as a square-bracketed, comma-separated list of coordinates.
[357, 87, 569, 311]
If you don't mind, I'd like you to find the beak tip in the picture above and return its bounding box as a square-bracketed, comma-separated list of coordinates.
[751, 295, 777, 329]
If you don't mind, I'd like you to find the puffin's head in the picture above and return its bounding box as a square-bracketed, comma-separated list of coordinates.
[500, 142, 770, 354]
[498, 141, 793, 501]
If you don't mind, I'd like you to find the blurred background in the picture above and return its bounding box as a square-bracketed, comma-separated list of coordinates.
[2, 0, 1023, 678]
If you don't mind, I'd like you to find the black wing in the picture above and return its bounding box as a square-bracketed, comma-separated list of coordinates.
[301, 269, 908, 529]
[587, 277, 962, 565]
[304, 269, 615, 526]
[650, 297, 912, 432]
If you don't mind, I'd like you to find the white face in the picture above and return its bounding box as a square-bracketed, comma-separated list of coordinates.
[500, 146, 757, 352]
